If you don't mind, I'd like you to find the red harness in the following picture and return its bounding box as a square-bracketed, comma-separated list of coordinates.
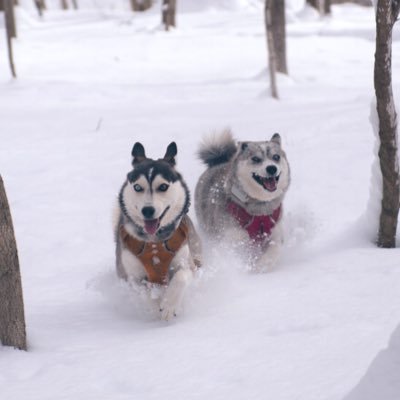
[226, 200, 281, 244]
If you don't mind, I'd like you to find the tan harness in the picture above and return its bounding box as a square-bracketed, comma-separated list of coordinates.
[120, 219, 189, 285]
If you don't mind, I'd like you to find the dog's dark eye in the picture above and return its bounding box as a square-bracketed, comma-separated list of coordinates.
[133, 184, 143, 192]
[157, 183, 169, 192]
[272, 154, 281, 162]
[252, 156, 262, 164]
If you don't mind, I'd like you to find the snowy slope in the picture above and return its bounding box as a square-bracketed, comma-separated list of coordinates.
[1, 3, 400, 400]
[344, 324, 400, 400]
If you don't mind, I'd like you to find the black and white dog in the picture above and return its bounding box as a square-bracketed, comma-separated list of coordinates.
[114, 142, 201, 320]
[195, 130, 290, 271]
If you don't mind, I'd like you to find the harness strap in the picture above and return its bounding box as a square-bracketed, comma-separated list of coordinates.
[120, 219, 189, 285]
[226, 200, 281, 244]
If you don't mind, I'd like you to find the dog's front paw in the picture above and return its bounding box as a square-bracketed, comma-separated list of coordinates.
[159, 269, 192, 321]
[253, 257, 276, 273]
[253, 244, 280, 273]
[159, 300, 178, 321]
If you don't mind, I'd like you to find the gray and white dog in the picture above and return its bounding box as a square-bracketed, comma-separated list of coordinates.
[114, 142, 201, 320]
[195, 130, 290, 271]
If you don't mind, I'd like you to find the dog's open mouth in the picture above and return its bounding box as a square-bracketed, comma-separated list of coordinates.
[252, 173, 279, 192]
[144, 219, 160, 235]
[143, 206, 170, 235]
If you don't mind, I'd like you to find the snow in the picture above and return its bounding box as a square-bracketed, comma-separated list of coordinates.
[344, 323, 400, 400]
[1, 1, 400, 399]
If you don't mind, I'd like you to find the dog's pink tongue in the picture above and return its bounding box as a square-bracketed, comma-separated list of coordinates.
[144, 219, 159, 235]
[263, 177, 277, 192]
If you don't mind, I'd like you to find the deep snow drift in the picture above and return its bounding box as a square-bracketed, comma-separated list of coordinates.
[1, 2, 400, 400]
[344, 324, 400, 400]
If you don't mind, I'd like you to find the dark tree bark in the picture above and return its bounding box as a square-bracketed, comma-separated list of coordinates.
[2, 0, 16, 38]
[374, 0, 400, 248]
[307, 0, 319, 10]
[309, 0, 371, 12]
[0, 175, 27, 351]
[324, 0, 331, 13]
[264, 0, 278, 99]
[270, 0, 287, 74]
[71, 0, 78, 9]
[60, 0, 68, 9]
[162, 0, 176, 31]
[4, 0, 17, 78]
[34, 0, 45, 16]
[331, 0, 371, 5]
[307, 0, 331, 15]
[130, 0, 152, 11]
[9, 0, 16, 38]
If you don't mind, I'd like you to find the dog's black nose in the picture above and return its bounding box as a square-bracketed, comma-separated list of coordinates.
[142, 206, 155, 219]
[266, 165, 278, 176]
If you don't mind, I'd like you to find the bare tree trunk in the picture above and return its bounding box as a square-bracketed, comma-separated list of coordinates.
[3, 0, 16, 38]
[34, 0, 45, 16]
[374, 0, 400, 248]
[324, 0, 331, 14]
[34, 0, 42, 16]
[4, 0, 17, 78]
[307, 0, 331, 15]
[169, 0, 176, 27]
[9, 0, 16, 38]
[143, 0, 152, 10]
[60, 0, 68, 10]
[270, 0, 287, 74]
[0, 176, 27, 351]
[332, 0, 371, 4]
[318, 0, 324, 14]
[71, 0, 78, 9]
[162, 0, 176, 31]
[265, 0, 278, 99]
[130, 0, 152, 11]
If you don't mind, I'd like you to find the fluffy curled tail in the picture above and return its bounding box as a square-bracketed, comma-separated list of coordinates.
[198, 129, 237, 167]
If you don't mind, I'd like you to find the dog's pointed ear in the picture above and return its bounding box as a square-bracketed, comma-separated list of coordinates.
[131, 142, 146, 164]
[271, 133, 281, 146]
[127, 171, 135, 182]
[240, 142, 248, 152]
[163, 142, 177, 166]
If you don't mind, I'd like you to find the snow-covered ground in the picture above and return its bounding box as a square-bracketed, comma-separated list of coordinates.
[344, 323, 400, 400]
[1, 1, 400, 399]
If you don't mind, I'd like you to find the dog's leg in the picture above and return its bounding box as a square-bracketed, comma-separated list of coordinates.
[160, 244, 194, 321]
[224, 226, 250, 248]
[120, 248, 147, 283]
[185, 216, 203, 267]
[255, 222, 283, 272]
